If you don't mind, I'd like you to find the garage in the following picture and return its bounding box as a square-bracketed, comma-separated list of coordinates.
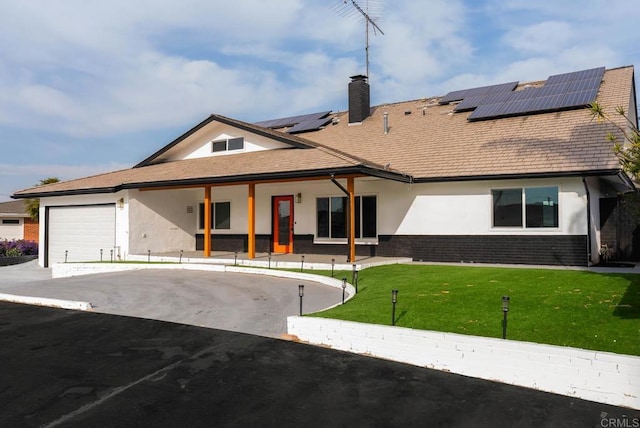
[46, 204, 116, 266]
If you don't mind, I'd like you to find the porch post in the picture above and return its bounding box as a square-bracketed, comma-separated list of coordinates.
[248, 183, 256, 259]
[204, 185, 212, 257]
[347, 176, 356, 263]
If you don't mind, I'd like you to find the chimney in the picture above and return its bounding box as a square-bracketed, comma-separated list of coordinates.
[348, 75, 370, 124]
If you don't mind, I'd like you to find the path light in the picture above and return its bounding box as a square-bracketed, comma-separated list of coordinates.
[147, 249, 151, 263]
[179, 250, 183, 264]
[234, 251, 238, 266]
[331, 258, 335, 277]
[502, 296, 510, 339]
[100, 249, 103, 262]
[352, 264, 359, 293]
[300, 255, 305, 272]
[298, 284, 304, 316]
[268, 250, 272, 269]
[391, 289, 399, 326]
[65, 250, 68, 263]
[110, 249, 113, 263]
[342, 277, 347, 304]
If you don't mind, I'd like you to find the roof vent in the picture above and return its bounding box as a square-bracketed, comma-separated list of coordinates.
[348, 75, 370, 124]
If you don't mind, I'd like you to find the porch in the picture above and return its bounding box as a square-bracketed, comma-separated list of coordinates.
[128, 250, 412, 271]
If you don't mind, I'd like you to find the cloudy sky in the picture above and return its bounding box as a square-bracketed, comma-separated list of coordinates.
[1, 0, 639, 201]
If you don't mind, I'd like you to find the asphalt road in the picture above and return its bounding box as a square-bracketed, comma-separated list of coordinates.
[1, 302, 636, 428]
[0, 265, 341, 337]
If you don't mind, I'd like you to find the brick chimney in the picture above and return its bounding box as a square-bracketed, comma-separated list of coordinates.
[348, 75, 370, 123]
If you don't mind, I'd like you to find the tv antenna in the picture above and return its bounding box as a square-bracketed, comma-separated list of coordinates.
[332, 0, 384, 78]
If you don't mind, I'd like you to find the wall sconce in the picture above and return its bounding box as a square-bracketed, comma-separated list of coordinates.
[117, 198, 124, 209]
[296, 193, 302, 203]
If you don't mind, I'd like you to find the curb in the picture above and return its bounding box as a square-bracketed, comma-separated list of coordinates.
[0, 292, 92, 311]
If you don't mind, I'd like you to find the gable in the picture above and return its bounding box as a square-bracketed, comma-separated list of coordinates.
[136, 114, 317, 167]
[155, 122, 299, 163]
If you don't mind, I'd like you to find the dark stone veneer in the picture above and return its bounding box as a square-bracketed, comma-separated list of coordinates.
[197, 234, 588, 266]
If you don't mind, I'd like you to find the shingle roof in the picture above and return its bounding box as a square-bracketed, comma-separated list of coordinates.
[0, 200, 28, 217]
[302, 66, 634, 180]
[12, 66, 635, 198]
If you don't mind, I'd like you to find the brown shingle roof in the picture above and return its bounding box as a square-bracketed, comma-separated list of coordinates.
[0, 200, 28, 216]
[302, 66, 634, 180]
[12, 66, 634, 198]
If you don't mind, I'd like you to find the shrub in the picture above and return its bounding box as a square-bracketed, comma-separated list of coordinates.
[0, 239, 38, 257]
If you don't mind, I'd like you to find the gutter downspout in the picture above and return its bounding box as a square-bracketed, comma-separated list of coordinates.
[330, 174, 353, 262]
[582, 177, 593, 266]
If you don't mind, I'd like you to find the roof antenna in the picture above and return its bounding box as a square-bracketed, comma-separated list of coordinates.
[332, 0, 384, 79]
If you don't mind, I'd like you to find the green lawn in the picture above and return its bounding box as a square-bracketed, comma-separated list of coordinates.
[312, 264, 640, 356]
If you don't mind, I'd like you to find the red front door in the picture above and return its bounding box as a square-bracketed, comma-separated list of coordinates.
[273, 195, 294, 253]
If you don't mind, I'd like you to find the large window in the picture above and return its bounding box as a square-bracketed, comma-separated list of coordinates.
[317, 195, 377, 239]
[198, 201, 231, 230]
[212, 137, 244, 153]
[492, 187, 558, 228]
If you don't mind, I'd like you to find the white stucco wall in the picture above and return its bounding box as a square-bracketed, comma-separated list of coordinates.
[39, 175, 592, 261]
[173, 124, 292, 160]
[38, 192, 129, 267]
[128, 189, 198, 255]
[0, 218, 24, 240]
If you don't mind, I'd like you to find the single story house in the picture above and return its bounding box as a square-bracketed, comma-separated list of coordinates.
[12, 65, 638, 267]
[0, 200, 38, 242]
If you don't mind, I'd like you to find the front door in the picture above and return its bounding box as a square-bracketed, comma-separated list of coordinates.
[273, 195, 294, 253]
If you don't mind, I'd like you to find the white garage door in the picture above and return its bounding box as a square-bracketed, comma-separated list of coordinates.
[48, 205, 116, 265]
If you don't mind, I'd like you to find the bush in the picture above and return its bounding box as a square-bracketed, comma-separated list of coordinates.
[0, 239, 38, 257]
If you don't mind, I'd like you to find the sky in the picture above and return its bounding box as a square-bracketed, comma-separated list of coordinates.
[1, 0, 639, 201]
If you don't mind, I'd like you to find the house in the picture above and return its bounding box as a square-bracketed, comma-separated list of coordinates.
[0, 200, 38, 242]
[12, 65, 638, 268]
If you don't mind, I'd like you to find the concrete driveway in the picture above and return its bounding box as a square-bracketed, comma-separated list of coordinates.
[0, 262, 341, 338]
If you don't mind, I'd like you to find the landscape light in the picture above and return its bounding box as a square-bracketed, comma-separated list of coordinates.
[331, 258, 335, 277]
[502, 295, 510, 339]
[391, 289, 399, 326]
[342, 277, 347, 304]
[298, 284, 304, 316]
[300, 255, 305, 272]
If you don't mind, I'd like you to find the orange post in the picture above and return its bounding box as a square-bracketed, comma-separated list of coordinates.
[248, 183, 256, 259]
[204, 185, 212, 257]
[347, 176, 356, 263]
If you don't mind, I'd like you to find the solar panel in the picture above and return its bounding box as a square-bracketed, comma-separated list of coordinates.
[254, 111, 331, 129]
[439, 81, 518, 104]
[467, 67, 604, 121]
[287, 117, 333, 134]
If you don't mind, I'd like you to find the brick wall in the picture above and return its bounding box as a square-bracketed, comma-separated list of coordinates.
[23, 218, 39, 243]
[195, 233, 588, 266]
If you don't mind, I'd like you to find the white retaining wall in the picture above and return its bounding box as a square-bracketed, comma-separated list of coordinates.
[287, 316, 640, 410]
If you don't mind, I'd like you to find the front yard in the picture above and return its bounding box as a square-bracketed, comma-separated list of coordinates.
[313, 264, 640, 356]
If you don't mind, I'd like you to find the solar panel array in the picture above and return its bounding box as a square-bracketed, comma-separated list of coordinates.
[254, 111, 332, 134]
[438, 67, 605, 121]
[438, 81, 518, 105]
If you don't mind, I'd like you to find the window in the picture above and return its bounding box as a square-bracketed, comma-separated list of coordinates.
[2, 219, 20, 225]
[492, 187, 558, 228]
[316, 195, 377, 239]
[198, 202, 231, 230]
[212, 137, 244, 153]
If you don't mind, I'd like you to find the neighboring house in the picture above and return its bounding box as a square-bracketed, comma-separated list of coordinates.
[0, 200, 38, 242]
[12, 65, 638, 267]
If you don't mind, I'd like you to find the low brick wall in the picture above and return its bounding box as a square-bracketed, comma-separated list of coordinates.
[287, 316, 640, 409]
